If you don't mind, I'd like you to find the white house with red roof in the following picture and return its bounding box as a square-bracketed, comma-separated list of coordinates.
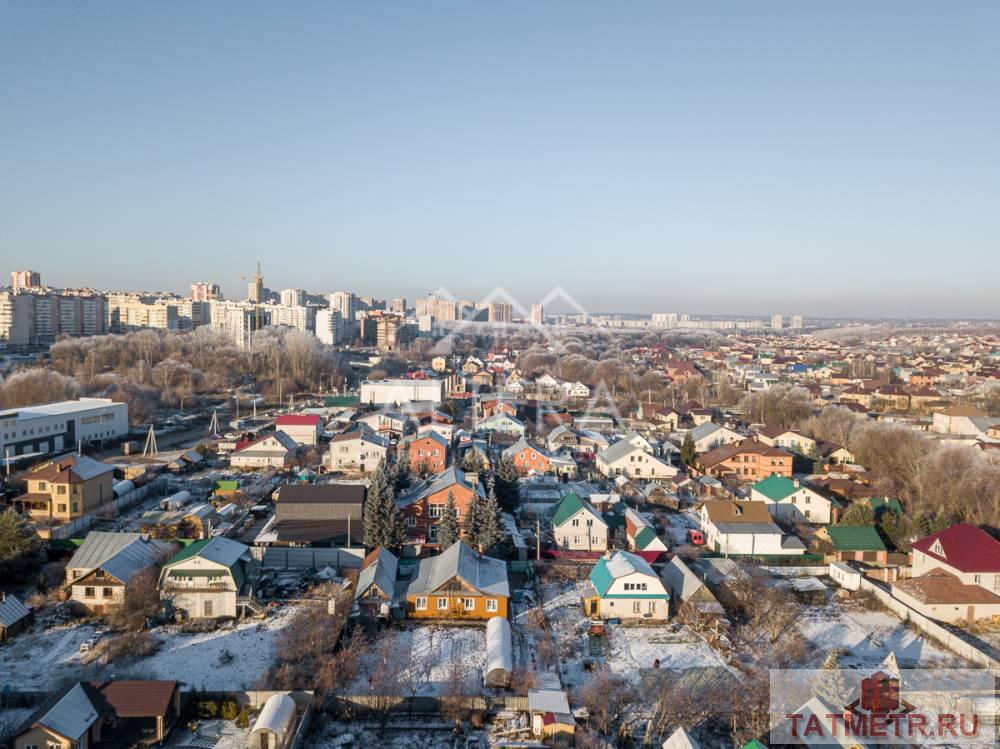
[891, 523, 1000, 624]
[230, 430, 300, 469]
[274, 414, 323, 446]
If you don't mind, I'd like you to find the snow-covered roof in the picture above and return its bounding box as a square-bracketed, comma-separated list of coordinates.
[484, 615, 513, 680]
[36, 683, 101, 741]
[250, 693, 296, 745]
[606, 550, 657, 580]
[407, 541, 509, 598]
[661, 556, 705, 601]
[662, 727, 701, 749]
[0, 594, 31, 628]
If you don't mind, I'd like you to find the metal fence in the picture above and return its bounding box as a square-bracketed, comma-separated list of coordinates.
[250, 546, 365, 570]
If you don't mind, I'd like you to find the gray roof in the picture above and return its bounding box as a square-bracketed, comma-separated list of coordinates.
[356, 547, 399, 601]
[406, 541, 510, 598]
[67, 532, 170, 580]
[712, 521, 783, 536]
[527, 687, 571, 715]
[661, 556, 705, 602]
[36, 683, 101, 741]
[598, 439, 642, 464]
[397, 466, 486, 508]
[182, 536, 250, 569]
[689, 422, 724, 444]
[0, 594, 31, 628]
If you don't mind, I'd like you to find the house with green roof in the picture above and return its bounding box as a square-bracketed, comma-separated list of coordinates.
[750, 475, 841, 525]
[624, 507, 667, 559]
[584, 550, 669, 621]
[159, 537, 257, 619]
[551, 492, 608, 552]
[820, 524, 888, 564]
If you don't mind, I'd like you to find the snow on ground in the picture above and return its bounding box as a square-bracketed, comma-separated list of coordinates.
[167, 719, 249, 749]
[0, 621, 101, 690]
[312, 720, 459, 749]
[135, 604, 299, 690]
[663, 511, 699, 547]
[350, 624, 486, 697]
[797, 600, 959, 667]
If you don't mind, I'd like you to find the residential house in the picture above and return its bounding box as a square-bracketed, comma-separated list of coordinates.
[0, 594, 32, 641]
[624, 507, 668, 560]
[326, 428, 390, 474]
[65, 531, 174, 614]
[661, 727, 702, 749]
[635, 403, 680, 430]
[688, 422, 743, 453]
[551, 492, 608, 552]
[356, 410, 407, 439]
[818, 441, 855, 466]
[890, 524, 1000, 624]
[401, 432, 450, 475]
[138, 503, 216, 540]
[159, 537, 257, 620]
[230, 430, 300, 470]
[274, 414, 323, 446]
[698, 438, 794, 482]
[583, 550, 670, 621]
[562, 381, 591, 399]
[255, 482, 365, 547]
[750, 475, 839, 524]
[596, 440, 678, 480]
[355, 547, 400, 617]
[13, 453, 115, 522]
[932, 405, 1000, 438]
[699, 500, 805, 556]
[477, 412, 526, 437]
[756, 427, 816, 455]
[545, 424, 580, 452]
[404, 540, 509, 619]
[397, 467, 487, 549]
[818, 525, 888, 564]
[12, 682, 107, 749]
[660, 556, 725, 627]
[503, 437, 551, 474]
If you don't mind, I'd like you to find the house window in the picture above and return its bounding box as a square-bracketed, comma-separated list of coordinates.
[648, 601, 656, 613]
[486, 599, 498, 612]
[437, 597, 448, 610]
[428, 525, 438, 541]
[57, 504, 67, 513]
[463, 598, 475, 611]
[407, 516, 416, 527]
[429, 505, 444, 518]
[641, 582, 647, 591]
[84, 587, 95, 598]
[571, 519, 579, 527]
[416, 596, 427, 610]
[103, 587, 113, 598]
[994, 575, 1000, 591]
[57, 485, 67, 495]
[974, 574, 982, 585]
[633, 601, 641, 613]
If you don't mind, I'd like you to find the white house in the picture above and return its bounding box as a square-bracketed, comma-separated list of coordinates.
[230, 431, 300, 469]
[563, 381, 591, 399]
[64, 532, 174, 614]
[699, 500, 805, 556]
[327, 428, 390, 474]
[159, 536, 256, 620]
[596, 440, 677, 480]
[749, 475, 838, 525]
[551, 492, 608, 552]
[687, 422, 743, 453]
[584, 551, 670, 621]
[756, 427, 817, 454]
[360, 378, 445, 406]
[274, 414, 323, 446]
[477, 412, 526, 437]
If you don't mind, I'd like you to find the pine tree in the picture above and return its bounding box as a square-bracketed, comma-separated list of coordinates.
[680, 433, 697, 467]
[0, 508, 40, 565]
[477, 476, 504, 553]
[383, 482, 407, 552]
[462, 494, 483, 547]
[812, 653, 852, 709]
[363, 460, 390, 549]
[438, 491, 460, 550]
[461, 449, 484, 473]
[395, 448, 411, 491]
[841, 501, 875, 527]
[493, 456, 521, 511]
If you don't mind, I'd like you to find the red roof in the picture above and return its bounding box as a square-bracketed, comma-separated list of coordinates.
[275, 415, 321, 426]
[912, 523, 1000, 573]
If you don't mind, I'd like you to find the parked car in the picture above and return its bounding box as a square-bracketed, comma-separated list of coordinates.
[687, 529, 705, 546]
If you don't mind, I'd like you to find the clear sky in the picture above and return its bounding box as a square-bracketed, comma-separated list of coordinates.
[1, 2, 998, 318]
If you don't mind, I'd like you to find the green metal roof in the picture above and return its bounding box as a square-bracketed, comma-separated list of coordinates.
[589, 557, 614, 596]
[742, 740, 769, 749]
[867, 497, 903, 515]
[164, 539, 212, 565]
[214, 480, 239, 491]
[325, 395, 360, 407]
[551, 492, 586, 527]
[752, 474, 798, 502]
[827, 525, 886, 552]
[633, 526, 658, 550]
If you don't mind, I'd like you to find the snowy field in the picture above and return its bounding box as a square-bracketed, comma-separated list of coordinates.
[350, 624, 486, 696]
[797, 600, 961, 667]
[167, 719, 249, 749]
[0, 605, 298, 693]
[311, 720, 459, 749]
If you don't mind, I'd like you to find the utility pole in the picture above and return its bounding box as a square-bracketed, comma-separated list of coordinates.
[143, 424, 158, 457]
[536, 519, 541, 561]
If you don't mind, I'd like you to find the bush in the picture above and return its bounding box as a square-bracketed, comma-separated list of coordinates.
[220, 700, 239, 720]
[196, 699, 219, 719]
[97, 631, 158, 663]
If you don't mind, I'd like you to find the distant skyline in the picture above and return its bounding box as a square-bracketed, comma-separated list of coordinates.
[2, 3, 999, 318]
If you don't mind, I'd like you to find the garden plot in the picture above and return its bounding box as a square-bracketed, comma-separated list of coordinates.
[0, 621, 102, 691]
[312, 720, 459, 749]
[350, 624, 486, 697]
[797, 600, 960, 667]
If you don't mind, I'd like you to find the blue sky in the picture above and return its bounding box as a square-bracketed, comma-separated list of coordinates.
[1, 2, 998, 318]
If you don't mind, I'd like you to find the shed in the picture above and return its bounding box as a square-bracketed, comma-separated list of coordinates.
[484, 616, 513, 687]
[0, 593, 32, 640]
[160, 490, 194, 511]
[113, 479, 136, 498]
[249, 693, 297, 749]
[828, 561, 863, 592]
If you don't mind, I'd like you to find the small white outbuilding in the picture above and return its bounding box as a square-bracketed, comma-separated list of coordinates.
[484, 615, 513, 687]
[249, 693, 297, 749]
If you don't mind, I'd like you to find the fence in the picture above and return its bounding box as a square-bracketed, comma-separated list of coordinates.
[329, 693, 529, 716]
[47, 480, 160, 540]
[251, 546, 365, 570]
[857, 578, 1000, 670]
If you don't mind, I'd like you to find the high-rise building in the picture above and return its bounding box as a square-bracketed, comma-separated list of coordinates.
[416, 295, 458, 322]
[771, 314, 783, 330]
[10, 270, 41, 291]
[390, 297, 407, 315]
[315, 308, 345, 346]
[530, 304, 545, 325]
[485, 302, 513, 323]
[209, 300, 268, 348]
[652, 313, 678, 329]
[190, 282, 222, 301]
[280, 288, 306, 308]
[790, 315, 804, 330]
[1, 292, 107, 343]
[107, 294, 181, 332]
[262, 303, 315, 333]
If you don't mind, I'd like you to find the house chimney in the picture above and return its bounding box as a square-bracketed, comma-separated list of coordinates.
[793, 479, 800, 488]
[465, 472, 479, 485]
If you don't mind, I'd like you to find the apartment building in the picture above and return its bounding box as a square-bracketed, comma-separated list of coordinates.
[190, 282, 222, 301]
[106, 294, 180, 333]
[0, 291, 107, 344]
[315, 308, 345, 345]
[10, 270, 41, 291]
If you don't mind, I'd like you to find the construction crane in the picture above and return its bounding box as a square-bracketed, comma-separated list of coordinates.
[234, 261, 264, 331]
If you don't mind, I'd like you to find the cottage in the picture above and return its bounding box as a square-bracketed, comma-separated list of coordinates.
[584, 551, 670, 621]
[750, 475, 839, 524]
[0, 594, 32, 641]
[819, 525, 888, 564]
[551, 492, 608, 552]
[660, 556, 725, 626]
[699, 500, 805, 556]
[326, 428, 390, 474]
[687, 422, 743, 453]
[64, 532, 174, 613]
[397, 467, 486, 549]
[355, 547, 400, 617]
[14, 453, 115, 522]
[477, 412, 526, 437]
[755, 427, 816, 455]
[624, 507, 668, 560]
[698, 438, 794, 482]
[595, 440, 677, 480]
[159, 537, 257, 619]
[404, 541, 510, 619]
[274, 414, 323, 446]
[400, 432, 450, 475]
[231, 431, 300, 470]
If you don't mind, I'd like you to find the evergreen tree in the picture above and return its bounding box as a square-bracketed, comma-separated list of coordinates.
[395, 448, 411, 491]
[680, 433, 697, 467]
[841, 501, 875, 527]
[461, 449, 485, 473]
[477, 476, 504, 553]
[383, 482, 407, 552]
[438, 491, 460, 550]
[363, 459, 391, 548]
[812, 653, 852, 709]
[0, 508, 40, 565]
[462, 494, 483, 546]
[493, 456, 521, 511]
[806, 443, 822, 475]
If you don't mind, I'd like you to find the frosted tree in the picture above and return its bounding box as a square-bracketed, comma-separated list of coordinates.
[477, 475, 504, 553]
[438, 491, 460, 550]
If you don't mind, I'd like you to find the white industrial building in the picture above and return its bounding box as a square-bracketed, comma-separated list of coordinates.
[0, 398, 128, 461]
[360, 378, 445, 406]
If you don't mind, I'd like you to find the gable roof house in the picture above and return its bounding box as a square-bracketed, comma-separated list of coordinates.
[584, 550, 670, 621]
[404, 540, 510, 619]
[890, 524, 1000, 624]
[159, 537, 257, 620]
[0, 593, 32, 641]
[698, 438, 794, 483]
[755, 427, 817, 455]
[817, 525, 888, 564]
[64, 531, 174, 614]
[274, 414, 323, 446]
[503, 437, 579, 479]
[255, 482, 366, 547]
[688, 422, 744, 453]
[355, 547, 400, 618]
[326, 427, 390, 475]
[545, 424, 580, 452]
[551, 492, 608, 552]
[699, 500, 805, 556]
[596, 440, 678, 480]
[396, 467, 487, 550]
[624, 507, 668, 560]
[476, 412, 526, 437]
[14, 453, 116, 523]
[12, 682, 107, 749]
[400, 431, 450, 475]
[660, 556, 725, 628]
[750, 475, 840, 525]
[231, 430, 300, 470]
